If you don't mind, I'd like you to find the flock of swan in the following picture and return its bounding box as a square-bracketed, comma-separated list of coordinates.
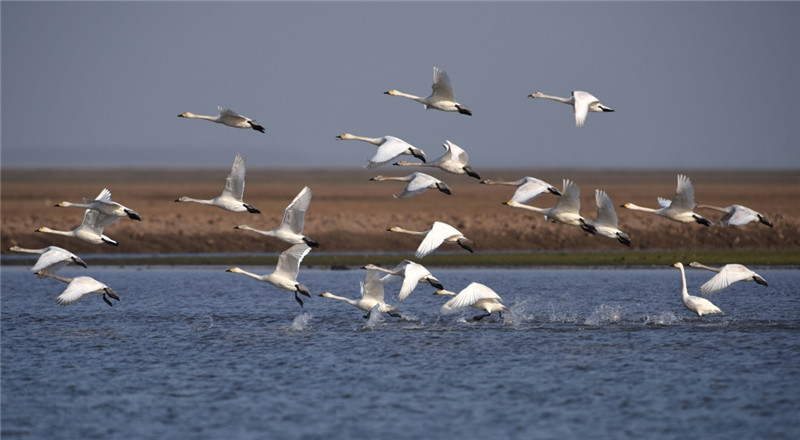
[10, 66, 774, 320]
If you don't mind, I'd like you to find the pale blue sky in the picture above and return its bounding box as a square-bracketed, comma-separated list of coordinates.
[2, 1, 799, 169]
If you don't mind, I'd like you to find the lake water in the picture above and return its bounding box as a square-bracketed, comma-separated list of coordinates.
[2, 265, 799, 439]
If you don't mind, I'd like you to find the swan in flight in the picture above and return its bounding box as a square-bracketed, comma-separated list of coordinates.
[178, 106, 265, 133]
[233, 186, 319, 247]
[435, 282, 507, 321]
[688, 262, 768, 295]
[505, 179, 597, 234]
[370, 172, 452, 199]
[9, 245, 88, 274]
[336, 133, 426, 168]
[387, 221, 473, 258]
[673, 262, 722, 317]
[320, 269, 400, 318]
[696, 204, 773, 228]
[175, 153, 260, 213]
[480, 176, 562, 204]
[385, 66, 472, 115]
[393, 140, 481, 179]
[37, 188, 120, 245]
[38, 271, 119, 307]
[56, 188, 141, 221]
[585, 189, 631, 246]
[362, 260, 443, 301]
[621, 174, 711, 226]
[528, 90, 614, 127]
[226, 243, 312, 307]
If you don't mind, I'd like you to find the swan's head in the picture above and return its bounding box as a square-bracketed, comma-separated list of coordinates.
[673, 262, 684, 269]
[8, 246, 21, 252]
[528, 92, 545, 99]
[687, 262, 702, 269]
[386, 227, 401, 232]
[479, 179, 493, 185]
[55, 201, 69, 207]
[361, 264, 380, 270]
[320, 292, 333, 298]
[370, 175, 385, 181]
[226, 267, 244, 274]
[504, 201, 522, 208]
[336, 133, 353, 140]
[35, 227, 50, 233]
[384, 90, 398, 96]
[178, 112, 193, 118]
[434, 289, 456, 296]
[175, 196, 190, 203]
[233, 225, 246, 230]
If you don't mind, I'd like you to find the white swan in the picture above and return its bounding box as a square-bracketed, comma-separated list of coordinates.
[621, 174, 711, 226]
[387, 221, 473, 259]
[38, 271, 120, 307]
[385, 66, 472, 115]
[362, 260, 443, 302]
[505, 179, 597, 234]
[696, 204, 773, 228]
[178, 106, 265, 133]
[673, 262, 722, 316]
[37, 188, 120, 245]
[585, 189, 631, 246]
[8, 245, 88, 274]
[175, 153, 260, 213]
[688, 262, 768, 295]
[226, 243, 312, 307]
[393, 140, 481, 179]
[320, 269, 400, 318]
[435, 282, 507, 321]
[528, 90, 614, 127]
[336, 133, 426, 168]
[234, 186, 319, 247]
[370, 172, 452, 199]
[56, 188, 141, 221]
[480, 176, 562, 204]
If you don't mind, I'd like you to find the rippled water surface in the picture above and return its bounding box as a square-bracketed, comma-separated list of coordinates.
[2, 266, 799, 439]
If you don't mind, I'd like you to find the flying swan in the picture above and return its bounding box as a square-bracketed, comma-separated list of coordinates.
[37, 188, 121, 246]
[505, 178, 597, 234]
[528, 90, 614, 127]
[175, 153, 260, 213]
[620, 174, 711, 226]
[673, 262, 722, 317]
[387, 221, 473, 259]
[362, 260, 443, 301]
[435, 282, 507, 321]
[9, 245, 88, 274]
[336, 133, 426, 168]
[178, 106, 265, 133]
[688, 261, 768, 295]
[56, 188, 141, 221]
[226, 243, 312, 307]
[234, 186, 319, 247]
[585, 189, 631, 246]
[393, 140, 481, 179]
[385, 66, 472, 115]
[480, 176, 562, 204]
[370, 172, 452, 199]
[38, 271, 120, 307]
[696, 204, 773, 228]
[320, 269, 401, 318]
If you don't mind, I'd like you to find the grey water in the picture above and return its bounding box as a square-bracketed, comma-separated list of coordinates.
[2, 265, 799, 439]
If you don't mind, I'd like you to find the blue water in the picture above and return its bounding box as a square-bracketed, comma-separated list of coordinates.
[2, 265, 799, 439]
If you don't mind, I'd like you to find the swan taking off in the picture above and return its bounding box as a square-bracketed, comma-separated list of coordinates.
[37, 188, 120, 246]
[621, 174, 711, 226]
[226, 243, 312, 307]
[9, 245, 88, 274]
[435, 282, 507, 321]
[234, 186, 319, 247]
[528, 90, 614, 127]
[385, 66, 472, 115]
[585, 189, 631, 246]
[480, 176, 562, 204]
[38, 271, 119, 307]
[505, 179, 597, 235]
[370, 172, 452, 199]
[688, 262, 768, 295]
[56, 188, 141, 221]
[393, 140, 481, 179]
[175, 153, 260, 213]
[336, 133, 426, 168]
[387, 221, 473, 259]
[696, 204, 773, 228]
[362, 260, 443, 301]
[178, 106, 265, 133]
[673, 262, 722, 317]
[320, 269, 400, 318]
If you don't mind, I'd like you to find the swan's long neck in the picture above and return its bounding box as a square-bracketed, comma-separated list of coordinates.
[506, 201, 546, 214]
[235, 224, 272, 236]
[481, 179, 522, 186]
[394, 160, 434, 167]
[363, 265, 396, 276]
[183, 112, 218, 122]
[388, 227, 427, 237]
[322, 292, 358, 307]
[676, 264, 689, 301]
[373, 176, 412, 182]
[57, 201, 92, 209]
[177, 197, 215, 206]
[530, 92, 573, 105]
[389, 90, 425, 104]
[622, 203, 657, 213]
[696, 204, 728, 213]
[342, 134, 383, 145]
[689, 262, 721, 273]
[8, 246, 46, 254]
[229, 267, 269, 282]
[37, 227, 74, 238]
[39, 271, 72, 284]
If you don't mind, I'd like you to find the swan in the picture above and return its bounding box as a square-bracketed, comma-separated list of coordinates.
[226, 243, 312, 307]
[480, 176, 562, 204]
[370, 172, 452, 199]
[233, 186, 319, 247]
[585, 189, 631, 246]
[673, 262, 722, 316]
[435, 282, 507, 321]
[528, 90, 614, 127]
[175, 153, 260, 213]
[393, 140, 481, 179]
[621, 174, 711, 226]
[696, 204, 773, 228]
[320, 269, 400, 318]
[688, 261, 768, 295]
[9, 245, 88, 274]
[505, 179, 597, 234]
[37, 271, 119, 307]
[385, 66, 472, 115]
[37, 188, 120, 245]
[362, 260, 443, 301]
[387, 221, 473, 258]
[336, 133, 426, 168]
[56, 188, 141, 221]
[178, 106, 265, 133]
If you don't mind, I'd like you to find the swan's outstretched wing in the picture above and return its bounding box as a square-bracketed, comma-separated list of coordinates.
[31, 247, 86, 274]
[572, 91, 594, 127]
[78, 209, 118, 235]
[431, 67, 456, 101]
[442, 140, 468, 165]
[511, 177, 557, 204]
[369, 136, 420, 168]
[554, 179, 581, 213]
[361, 269, 386, 302]
[440, 282, 502, 314]
[222, 153, 247, 201]
[85, 188, 112, 204]
[279, 187, 312, 234]
[218, 106, 245, 119]
[724, 205, 759, 226]
[594, 189, 619, 227]
[397, 261, 433, 301]
[669, 174, 696, 211]
[274, 244, 312, 279]
[699, 264, 765, 295]
[657, 197, 672, 209]
[56, 276, 108, 305]
[415, 221, 460, 259]
[398, 173, 435, 199]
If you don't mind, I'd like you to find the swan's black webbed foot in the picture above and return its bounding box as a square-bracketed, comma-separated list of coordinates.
[103, 294, 113, 307]
[294, 292, 304, 308]
[388, 312, 402, 318]
[470, 313, 490, 322]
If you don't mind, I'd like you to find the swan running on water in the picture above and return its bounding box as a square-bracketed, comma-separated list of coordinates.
[528, 90, 614, 127]
[37, 188, 120, 246]
[362, 260, 443, 302]
[175, 153, 260, 213]
[584, 189, 631, 246]
[178, 106, 265, 133]
[370, 173, 451, 199]
[38, 271, 119, 307]
[387, 221, 473, 259]
[621, 174, 711, 226]
[393, 140, 480, 179]
[320, 269, 400, 318]
[435, 282, 507, 321]
[673, 262, 722, 317]
[480, 176, 562, 204]
[696, 204, 773, 228]
[336, 133, 426, 168]
[505, 179, 597, 235]
[9, 246, 87, 274]
[226, 243, 312, 307]
[385, 66, 472, 115]
[234, 186, 319, 247]
[688, 262, 768, 295]
[56, 188, 141, 221]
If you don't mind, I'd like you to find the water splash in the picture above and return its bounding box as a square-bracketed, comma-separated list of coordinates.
[546, 303, 579, 323]
[193, 315, 214, 332]
[362, 306, 385, 330]
[584, 304, 622, 326]
[288, 312, 313, 332]
[503, 299, 535, 328]
[642, 311, 680, 326]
